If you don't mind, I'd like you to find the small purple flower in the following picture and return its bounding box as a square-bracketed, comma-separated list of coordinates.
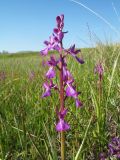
[46, 66, 56, 79]
[67, 44, 84, 64]
[94, 62, 103, 81]
[53, 15, 67, 43]
[66, 83, 82, 108]
[42, 80, 57, 98]
[66, 84, 77, 98]
[56, 108, 70, 132]
[63, 66, 74, 84]
[99, 152, 106, 160]
[56, 15, 64, 31]
[108, 137, 120, 158]
[42, 82, 51, 97]
[40, 35, 60, 56]
[47, 56, 59, 66]
[56, 119, 70, 132]
[68, 44, 80, 55]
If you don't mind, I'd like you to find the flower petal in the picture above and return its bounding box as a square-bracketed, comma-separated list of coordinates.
[56, 16, 61, 25]
[46, 67, 55, 79]
[42, 90, 51, 97]
[75, 56, 84, 64]
[42, 82, 51, 97]
[66, 84, 77, 98]
[75, 99, 83, 108]
[56, 119, 70, 132]
[40, 48, 48, 56]
[44, 40, 49, 46]
[53, 28, 59, 34]
[47, 56, 59, 66]
[58, 108, 68, 119]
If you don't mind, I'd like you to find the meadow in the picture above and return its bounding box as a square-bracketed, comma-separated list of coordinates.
[0, 44, 120, 160]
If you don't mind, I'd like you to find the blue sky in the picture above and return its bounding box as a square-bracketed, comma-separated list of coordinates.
[0, 0, 120, 52]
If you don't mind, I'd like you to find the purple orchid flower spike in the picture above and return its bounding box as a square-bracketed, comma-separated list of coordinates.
[56, 108, 70, 132]
[94, 62, 103, 81]
[41, 14, 84, 134]
[41, 14, 84, 159]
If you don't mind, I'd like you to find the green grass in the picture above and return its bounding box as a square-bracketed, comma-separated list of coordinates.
[0, 44, 120, 160]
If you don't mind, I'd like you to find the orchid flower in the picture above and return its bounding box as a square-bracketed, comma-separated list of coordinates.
[56, 109, 70, 132]
[40, 15, 84, 132]
[40, 14, 85, 160]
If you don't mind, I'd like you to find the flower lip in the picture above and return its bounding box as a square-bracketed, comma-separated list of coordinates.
[42, 80, 58, 98]
[66, 83, 77, 98]
[46, 66, 56, 79]
[42, 82, 51, 97]
[56, 119, 70, 132]
[56, 108, 70, 132]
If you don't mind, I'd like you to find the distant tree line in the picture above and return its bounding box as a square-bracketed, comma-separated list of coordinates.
[0, 50, 9, 54]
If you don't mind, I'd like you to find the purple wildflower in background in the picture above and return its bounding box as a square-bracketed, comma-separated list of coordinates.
[0, 71, 6, 81]
[40, 14, 84, 132]
[108, 137, 120, 158]
[94, 62, 103, 81]
[99, 137, 120, 159]
[56, 108, 70, 132]
[99, 152, 106, 160]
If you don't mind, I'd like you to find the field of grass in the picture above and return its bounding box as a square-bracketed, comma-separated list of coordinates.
[0, 44, 120, 160]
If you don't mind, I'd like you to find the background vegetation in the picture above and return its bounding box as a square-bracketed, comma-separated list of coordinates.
[0, 44, 120, 160]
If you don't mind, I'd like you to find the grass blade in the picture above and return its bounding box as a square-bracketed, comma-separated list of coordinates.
[75, 115, 93, 160]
